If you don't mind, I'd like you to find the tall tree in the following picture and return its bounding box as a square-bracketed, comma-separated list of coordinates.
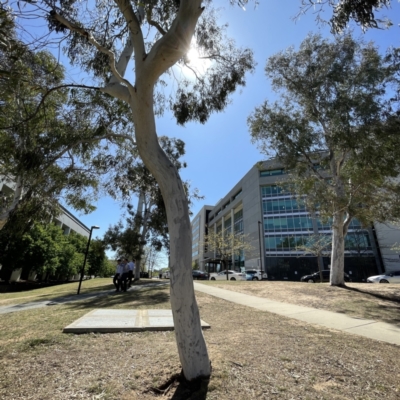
[13, 0, 256, 379]
[299, 0, 394, 32]
[249, 33, 400, 286]
[0, 7, 135, 233]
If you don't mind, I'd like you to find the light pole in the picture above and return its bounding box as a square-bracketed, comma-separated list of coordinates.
[258, 221, 264, 274]
[77, 225, 100, 295]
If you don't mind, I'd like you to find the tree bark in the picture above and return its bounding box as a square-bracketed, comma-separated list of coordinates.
[130, 86, 210, 380]
[330, 210, 346, 286]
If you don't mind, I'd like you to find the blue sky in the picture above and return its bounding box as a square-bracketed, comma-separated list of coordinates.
[73, 1, 400, 259]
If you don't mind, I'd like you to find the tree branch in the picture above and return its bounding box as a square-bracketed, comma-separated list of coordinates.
[113, 0, 146, 63]
[146, 8, 167, 35]
[139, 0, 204, 85]
[0, 84, 100, 131]
[51, 12, 135, 95]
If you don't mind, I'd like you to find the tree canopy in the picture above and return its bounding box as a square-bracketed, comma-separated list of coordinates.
[0, 6, 136, 234]
[249, 33, 400, 286]
[300, 0, 394, 32]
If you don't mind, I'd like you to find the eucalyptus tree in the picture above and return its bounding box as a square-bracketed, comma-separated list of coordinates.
[299, 0, 395, 32]
[10, 0, 256, 379]
[249, 33, 400, 286]
[103, 137, 200, 282]
[0, 7, 135, 232]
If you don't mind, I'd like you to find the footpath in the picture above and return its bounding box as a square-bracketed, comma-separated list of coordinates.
[193, 282, 400, 346]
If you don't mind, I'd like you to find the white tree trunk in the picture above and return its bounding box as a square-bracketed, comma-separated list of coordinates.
[130, 89, 210, 380]
[330, 211, 346, 286]
[53, 0, 210, 381]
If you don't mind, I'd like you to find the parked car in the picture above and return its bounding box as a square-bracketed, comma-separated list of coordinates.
[192, 270, 209, 280]
[367, 271, 400, 283]
[209, 270, 246, 281]
[300, 270, 351, 283]
[245, 269, 268, 281]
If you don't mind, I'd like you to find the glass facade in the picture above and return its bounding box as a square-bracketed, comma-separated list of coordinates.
[261, 185, 377, 281]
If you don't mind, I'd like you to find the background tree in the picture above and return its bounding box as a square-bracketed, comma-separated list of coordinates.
[299, 0, 395, 32]
[249, 33, 400, 286]
[205, 229, 254, 280]
[0, 7, 135, 235]
[0, 222, 106, 281]
[295, 234, 332, 282]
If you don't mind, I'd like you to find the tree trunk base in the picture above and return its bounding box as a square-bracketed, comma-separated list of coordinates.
[330, 282, 347, 288]
[148, 368, 211, 397]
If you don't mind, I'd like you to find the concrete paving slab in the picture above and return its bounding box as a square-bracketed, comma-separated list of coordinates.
[63, 309, 211, 333]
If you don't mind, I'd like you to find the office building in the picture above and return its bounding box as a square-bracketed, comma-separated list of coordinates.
[191, 160, 400, 281]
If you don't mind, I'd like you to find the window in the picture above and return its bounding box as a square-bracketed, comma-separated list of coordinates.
[260, 169, 286, 177]
[232, 190, 242, 201]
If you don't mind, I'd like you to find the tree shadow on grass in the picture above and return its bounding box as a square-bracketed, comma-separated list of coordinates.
[342, 285, 400, 304]
[64, 286, 171, 312]
[340, 285, 400, 326]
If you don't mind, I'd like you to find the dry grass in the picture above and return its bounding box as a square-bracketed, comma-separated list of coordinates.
[0, 278, 155, 307]
[1, 282, 400, 399]
[202, 280, 400, 326]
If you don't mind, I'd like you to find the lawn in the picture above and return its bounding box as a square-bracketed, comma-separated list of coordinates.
[1, 281, 400, 399]
[0, 278, 154, 307]
[203, 280, 400, 326]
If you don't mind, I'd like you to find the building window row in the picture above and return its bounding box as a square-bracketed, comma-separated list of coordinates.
[263, 197, 307, 214]
[260, 169, 286, 177]
[264, 215, 314, 232]
[264, 232, 372, 252]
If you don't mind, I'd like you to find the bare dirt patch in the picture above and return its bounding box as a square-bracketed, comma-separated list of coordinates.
[1, 284, 400, 399]
[203, 281, 400, 326]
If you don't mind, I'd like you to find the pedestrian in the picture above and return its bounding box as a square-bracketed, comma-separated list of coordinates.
[113, 259, 124, 292]
[126, 258, 135, 288]
[120, 259, 130, 292]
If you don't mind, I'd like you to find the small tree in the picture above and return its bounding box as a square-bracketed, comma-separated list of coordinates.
[295, 234, 331, 283]
[249, 33, 400, 286]
[205, 229, 254, 280]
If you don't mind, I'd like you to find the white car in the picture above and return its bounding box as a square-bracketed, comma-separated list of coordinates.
[245, 269, 268, 281]
[209, 270, 246, 281]
[367, 271, 400, 283]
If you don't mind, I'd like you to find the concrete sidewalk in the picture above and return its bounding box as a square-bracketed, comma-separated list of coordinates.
[193, 282, 400, 346]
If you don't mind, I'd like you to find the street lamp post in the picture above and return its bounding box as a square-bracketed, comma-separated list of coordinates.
[258, 221, 264, 274]
[77, 225, 100, 295]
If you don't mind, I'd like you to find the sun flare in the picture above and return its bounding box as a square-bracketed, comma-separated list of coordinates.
[186, 47, 211, 75]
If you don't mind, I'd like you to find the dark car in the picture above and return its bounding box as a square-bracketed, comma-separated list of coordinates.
[300, 270, 351, 283]
[192, 270, 209, 280]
